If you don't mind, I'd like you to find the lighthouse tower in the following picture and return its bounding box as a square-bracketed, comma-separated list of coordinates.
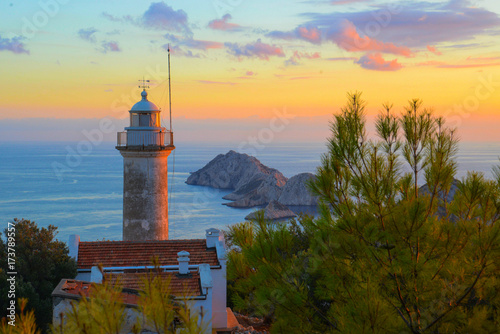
[116, 85, 174, 241]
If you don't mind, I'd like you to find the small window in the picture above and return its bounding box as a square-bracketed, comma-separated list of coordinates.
[131, 113, 139, 127]
[139, 114, 150, 126]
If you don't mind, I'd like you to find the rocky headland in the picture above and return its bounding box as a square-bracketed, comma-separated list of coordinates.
[186, 151, 318, 219]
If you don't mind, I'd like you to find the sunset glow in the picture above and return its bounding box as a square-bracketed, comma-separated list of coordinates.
[1, 0, 499, 142]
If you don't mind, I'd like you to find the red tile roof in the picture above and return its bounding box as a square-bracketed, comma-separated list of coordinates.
[58, 279, 140, 305]
[105, 271, 202, 297]
[57, 270, 204, 305]
[77, 239, 218, 270]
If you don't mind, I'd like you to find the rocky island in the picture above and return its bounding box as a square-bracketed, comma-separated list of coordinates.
[186, 150, 318, 219]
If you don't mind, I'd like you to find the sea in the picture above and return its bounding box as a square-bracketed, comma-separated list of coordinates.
[0, 141, 499, 244]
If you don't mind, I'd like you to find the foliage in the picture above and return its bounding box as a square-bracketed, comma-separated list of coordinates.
[136, 258, 208, 334]
[1, 263, 208, 333]
[0, 219, 77, 333]
[227, 92, 500, 333]
[51, 274, 126, 334]
[0, 299, 39, 334]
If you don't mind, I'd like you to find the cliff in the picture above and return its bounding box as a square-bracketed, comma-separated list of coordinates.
[186, 150, 286, 190]
[186, 150, 317, 211]
[278, 173, 318, 206]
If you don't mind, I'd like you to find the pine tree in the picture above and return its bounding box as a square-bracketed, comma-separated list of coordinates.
[227, 92, 500, 333]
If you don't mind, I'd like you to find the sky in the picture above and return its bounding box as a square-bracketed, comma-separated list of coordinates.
[1, 0, 500, 143]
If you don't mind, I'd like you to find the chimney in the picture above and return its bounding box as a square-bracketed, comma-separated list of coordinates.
[206, 228, 220, 248]
[177, 251, 190, 275]
[68, 234, 80, 260]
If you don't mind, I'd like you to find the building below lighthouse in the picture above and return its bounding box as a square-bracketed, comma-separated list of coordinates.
[116, 88, 174, 241]
[52, 85, 234, 333]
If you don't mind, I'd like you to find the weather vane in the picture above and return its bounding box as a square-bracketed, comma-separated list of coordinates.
[138, 77, 150, 90]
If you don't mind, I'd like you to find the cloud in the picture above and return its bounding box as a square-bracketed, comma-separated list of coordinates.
[141, 2, 191, 36]
[311, 0, 500, 47]
[268, 25, 322, 44]
[442, 43, 483, 49]
[427, 45, 442, 55]
[326, 56, 358, 61]
[78, 28, 121, 54]
[78, 27, 98, 43]
[331, 20, 413, 56]
[106, 29, 121, 36]
[356, 53, 402, 71]
[225, 39, 285, 60]
[198, 80, 236, 85]
[100, 41, 121, 53]
[289, 76, 312, 80]
[330, 0, 372, 5]
[437, 62, 500, 68]
[416, 58, 500, 68]
[164, 33, 223, 50]
[267, 0, 500, 55]
[208, 14, 243, 31]
[237, 70, 256, 79]
[466, 55, 500, 61]
[164, 44, 203, 58]
[104, 3, 192, 36]
[102, 12, 124, 22]
[284, 51, 321, 66]
[416, 60, 446, 67]
[0, 35, 29, 54]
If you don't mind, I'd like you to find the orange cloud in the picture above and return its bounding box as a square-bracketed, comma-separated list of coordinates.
[356, 52, 402, 71]
[427, 45, 442, 55]
[333, 21, 413, 57]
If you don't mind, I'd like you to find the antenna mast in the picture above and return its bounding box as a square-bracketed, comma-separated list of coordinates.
[168, 44, 172, 132]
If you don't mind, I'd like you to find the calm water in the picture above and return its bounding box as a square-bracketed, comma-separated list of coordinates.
[0, 141, 499, 243]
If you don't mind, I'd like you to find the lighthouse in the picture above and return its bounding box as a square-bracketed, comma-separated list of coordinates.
[116, 83, 174, 241]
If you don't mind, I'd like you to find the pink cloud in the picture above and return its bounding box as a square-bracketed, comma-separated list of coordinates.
[164, 33, 222, 50]
[416, 59, 500, 68]
[326, 57, 358, 61]
[290, 76, 312, 80]
[100, 41, 121, 53]
[300, 51, 321, 59]
[285, 51, 321, 66]
[267, 25, 322, 45]
[184, 39, 223, 50]
[356, 53, 402, 71]
[245, 71, 255, 76]
[208, 14, 242, 31]
[296, 26, 321, 44]
[438, 62, 500, 69]
[466, 56, 500, 61]
[330, 20, 413, 57]
[225, 39, 285, 60]
[197, 80, 236, 85]
[416, 60, 446, 66]
[427, 45, 442, 55]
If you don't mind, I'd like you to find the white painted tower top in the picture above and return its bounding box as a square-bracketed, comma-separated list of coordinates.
[130, 90, 160, 113]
